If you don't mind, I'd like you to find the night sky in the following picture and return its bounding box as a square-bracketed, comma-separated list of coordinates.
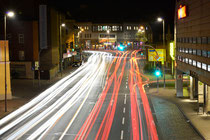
[0, 0, 176, 41]
[50, 0, 176, 23]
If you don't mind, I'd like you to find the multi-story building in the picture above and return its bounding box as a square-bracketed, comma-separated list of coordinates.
[76, 22, 153, 49]
[175, 0, 210, 113]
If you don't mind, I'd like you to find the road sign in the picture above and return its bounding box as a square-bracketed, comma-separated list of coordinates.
[148, 49, 166, 62]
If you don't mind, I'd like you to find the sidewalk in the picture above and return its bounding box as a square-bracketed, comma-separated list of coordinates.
[0, 66, 76, 119]
[147, 86, 210, 140]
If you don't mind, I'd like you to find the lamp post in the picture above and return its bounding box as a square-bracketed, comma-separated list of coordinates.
[4, 11, 15, 112]
[157, 17, 166, 88]
[59, 23, 65, 77]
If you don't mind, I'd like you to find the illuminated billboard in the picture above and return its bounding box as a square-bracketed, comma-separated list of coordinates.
[178, 5, 187, 19]
[148, 49, 166, 62]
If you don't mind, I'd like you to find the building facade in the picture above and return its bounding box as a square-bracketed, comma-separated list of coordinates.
[175, 0, 210, 113]
[76, 22, 153, 50]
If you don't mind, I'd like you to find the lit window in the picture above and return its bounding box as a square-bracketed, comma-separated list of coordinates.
[197, 62, 201, 68]
[98, 26, 102, 31]
[208, 65, 210, 72]
[185, 48, 188, 53]
[185, 58, 188, 63]
[127, 26, 132, 30]
[193, 60, 196, 66]
[189, 59, 192, 65]
[202, 63, 207, 70]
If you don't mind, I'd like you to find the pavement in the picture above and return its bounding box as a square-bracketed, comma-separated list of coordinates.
[146, 81, 210, 140]
[0, 66, 77, 119]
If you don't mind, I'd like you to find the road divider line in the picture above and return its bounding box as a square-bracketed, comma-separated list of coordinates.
[123, 107, 125, 113]
[120, 130, 124, 140]
[122, 117, 125, 125]
[124, 94, 127, 105]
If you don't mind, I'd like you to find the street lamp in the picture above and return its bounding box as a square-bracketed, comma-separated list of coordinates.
[4, 11, 15, 112]
[59, 23, 66, 77]
[157, 17, 166, 88]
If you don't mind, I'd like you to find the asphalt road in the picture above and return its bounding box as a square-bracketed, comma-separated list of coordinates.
[0, 51, 158, 140]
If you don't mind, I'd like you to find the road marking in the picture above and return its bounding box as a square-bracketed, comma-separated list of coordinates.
[120, 130, 124, 140]
[123, 107, 126, 113]
[124, 94, 127, 104]
[122, 117, 125, 125]
[126, 85, 127, 89]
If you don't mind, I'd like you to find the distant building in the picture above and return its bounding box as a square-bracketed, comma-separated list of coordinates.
[175, 0, 210, 112]
[75, 22, 153, 50]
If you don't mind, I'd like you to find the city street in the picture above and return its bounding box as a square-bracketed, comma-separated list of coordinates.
[0, 51, 159, 140]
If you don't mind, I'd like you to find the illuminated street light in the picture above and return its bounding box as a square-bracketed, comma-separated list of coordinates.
[61, 23, 65, 27]
[157, 16, 166, 88]
[4, 11, 15, 112]
[157, 17, 163, 22]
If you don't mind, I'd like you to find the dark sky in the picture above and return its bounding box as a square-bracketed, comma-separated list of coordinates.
[49, 0, 176, 23]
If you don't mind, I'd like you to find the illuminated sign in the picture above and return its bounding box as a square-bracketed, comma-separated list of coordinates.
[170, 42, 175, 60]
[148, 49, 166, 62]
[178, 5, 187, 19]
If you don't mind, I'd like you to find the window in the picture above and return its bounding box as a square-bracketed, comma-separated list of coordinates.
[197, 62, 201, 68]
[189, 59, 192, 65]
[182, 57, 185, 62]
[183, 37, 186, 43]
[193, 60, 196, 66]
[102, 26, 107, 31]
[193, 49, 196, 55]
[208, 37, 210, 44]
[189, 48, 192, 54]
[98, 26, 102, 31]
[112, 26, 120, 31]
[185, 48, 188, 53]
[202, 63, 207, 70]
[134, 26, 139, 30]
[193, 37, 197, 44]
[18, 34, 24, 44]
[185, 58, 188, 63]
[19, 51, 25, 60]
[189, 37, 192, 43]
[202, 50, 207, 57]
[180, 38, 183, 43]
[202, 37, 207, 44]
[208, 65, 210, 72]
[197, 37, 201, 44]
[197, 50, 201, 56]
[177, 38, 180, 42]
[208, 51, 210, 58]
[127, 26, 132, 30]
[186, 37, 189, 43]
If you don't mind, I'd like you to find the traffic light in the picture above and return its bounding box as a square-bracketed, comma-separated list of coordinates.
[155, 70, 161, 77]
